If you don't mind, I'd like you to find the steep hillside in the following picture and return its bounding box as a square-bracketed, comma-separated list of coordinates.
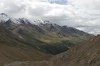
[0, 26, 52, 66]
[0, 13, 93, 54]
[50, 35, 100, 66]
[6, 35, 100, 66]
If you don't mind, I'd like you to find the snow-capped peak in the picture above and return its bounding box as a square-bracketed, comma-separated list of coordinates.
[0, 13, 52, 26]
[0, 13, 8, 16]
[17, 18, 31, 24]
[44, 21, 50, 24]
[34, 19, 44, 25]
[34, 19, 50, 25]
[0, 13, 10, 22]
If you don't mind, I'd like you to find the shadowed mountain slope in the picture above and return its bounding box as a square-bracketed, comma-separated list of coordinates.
[50, 35, 100, 66]
[0, 26, 52, 66]
[6, 35, 100, 66]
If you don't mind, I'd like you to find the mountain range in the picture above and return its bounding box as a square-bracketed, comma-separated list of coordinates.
[0, 13, 93, 66]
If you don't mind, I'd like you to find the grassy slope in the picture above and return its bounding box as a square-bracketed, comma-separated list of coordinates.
[0, 26, 52, 66]
[0, 44, 52, 65]
[6, 35, 100, 66]
[13, 25, 92, 54]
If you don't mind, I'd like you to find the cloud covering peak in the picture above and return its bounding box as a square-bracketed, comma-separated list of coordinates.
[0, 0, 100, 35]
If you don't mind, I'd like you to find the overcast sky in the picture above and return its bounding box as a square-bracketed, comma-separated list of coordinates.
[0, 0, 100, 35]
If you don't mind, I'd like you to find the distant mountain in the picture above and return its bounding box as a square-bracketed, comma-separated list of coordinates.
[6, 35, 100, 66]
[0, 13, 93, 54]
[0, 13, 93, 65]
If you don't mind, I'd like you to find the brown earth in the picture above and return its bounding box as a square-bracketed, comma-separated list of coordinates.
[0, 44, 52, 66]
[5, 35, 100, 66]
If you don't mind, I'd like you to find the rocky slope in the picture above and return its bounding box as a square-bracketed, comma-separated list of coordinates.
[50, 35, 100, 66]
[5, 35, 100, 66]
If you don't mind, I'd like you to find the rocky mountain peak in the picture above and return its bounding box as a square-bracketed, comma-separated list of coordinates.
[0, 13, 8, 16]
[17, 18, 31, 24]
[0, 13, 10, 22]
[34, 19, 51, 25]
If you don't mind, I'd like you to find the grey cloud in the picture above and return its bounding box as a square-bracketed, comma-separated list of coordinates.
[76, 26, 100, 35]
[0, 0, 100, 35]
